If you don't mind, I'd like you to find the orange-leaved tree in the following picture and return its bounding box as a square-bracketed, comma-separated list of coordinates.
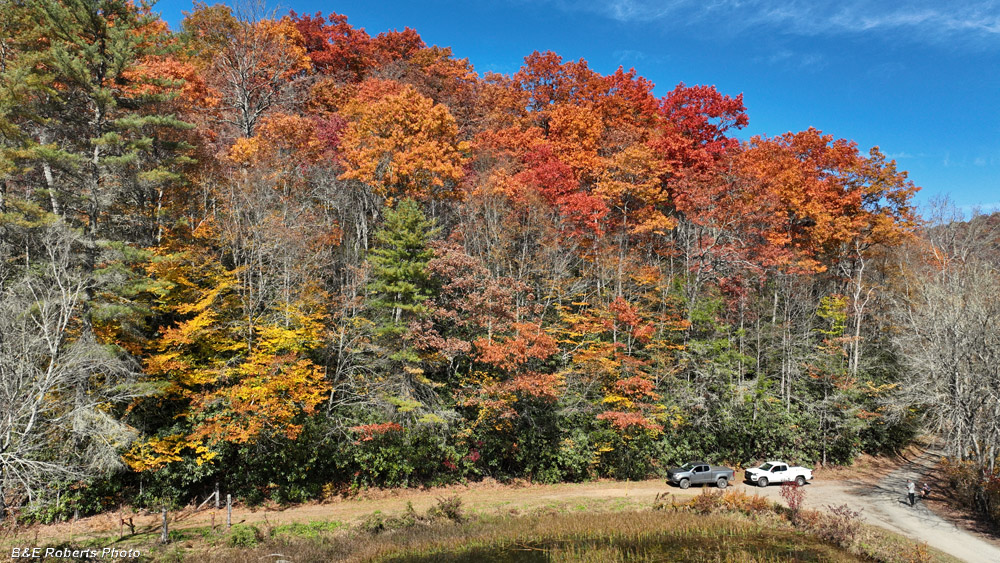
[338, 80, 469, 201]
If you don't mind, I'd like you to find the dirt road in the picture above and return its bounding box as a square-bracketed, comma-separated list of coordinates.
[20, 452, 1000, 562]
[746, 449, 1000, 563]
[846, 449, 1000, 563]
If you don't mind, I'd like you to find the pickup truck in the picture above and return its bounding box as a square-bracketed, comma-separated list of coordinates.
[744, 461, 813, 487]
[666, 461, 735, 489]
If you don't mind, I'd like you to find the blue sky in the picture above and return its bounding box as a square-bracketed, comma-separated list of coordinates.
[154, 0, 1000, 214]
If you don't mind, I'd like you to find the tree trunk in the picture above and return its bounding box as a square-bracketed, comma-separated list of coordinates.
[0, 462, 6, 523]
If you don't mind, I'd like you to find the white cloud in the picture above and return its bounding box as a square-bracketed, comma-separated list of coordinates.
[754, 49, 825, 70]
[613, 49, 648, 63]
[543, 1, 1000, 42]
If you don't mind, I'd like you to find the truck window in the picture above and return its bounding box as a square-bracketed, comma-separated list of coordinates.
[775, 465, 786, 472]
[695, 465, 708, 473]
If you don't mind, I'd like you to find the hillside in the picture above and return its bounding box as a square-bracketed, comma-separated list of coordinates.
[2, 1, 996, 544]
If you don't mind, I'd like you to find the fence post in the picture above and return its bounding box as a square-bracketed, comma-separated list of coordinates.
[160, 507, 168, 544]
[226, 494, 232, 529]
[214, 482, 220, 510]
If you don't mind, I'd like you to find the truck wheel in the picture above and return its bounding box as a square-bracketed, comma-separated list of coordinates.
[795, 476, 806, 486]
[679, 478, 690, 489]
[716, 477, 728, 489]
[757, 477, 768, 487]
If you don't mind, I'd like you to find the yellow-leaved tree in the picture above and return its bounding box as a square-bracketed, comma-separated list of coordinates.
[124, 225, 329, 472]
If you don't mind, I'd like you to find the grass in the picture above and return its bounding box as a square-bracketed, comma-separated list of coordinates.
[369, 511, 860, 563]
[0, 490, 963, 563]
[176, 491, 958, 563]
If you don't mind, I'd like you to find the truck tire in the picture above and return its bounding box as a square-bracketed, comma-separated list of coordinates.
[679, 478, 690, 489]
[795, 476, 806, 486]
[757, 477, 768, 487]
[716, 477, 728, 489]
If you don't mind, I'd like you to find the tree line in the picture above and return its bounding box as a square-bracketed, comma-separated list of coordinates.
[1, 0, 992, 521]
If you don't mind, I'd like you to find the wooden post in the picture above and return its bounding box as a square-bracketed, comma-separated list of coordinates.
[160, 507, 168, 544]
[226, 494, 232, 529]
[214, 482, 220, 510]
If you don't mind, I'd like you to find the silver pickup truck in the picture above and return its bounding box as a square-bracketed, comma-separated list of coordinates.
[666, 461, 735, 489]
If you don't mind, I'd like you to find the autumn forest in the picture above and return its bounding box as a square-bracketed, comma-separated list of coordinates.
[1, 0, 998, 524]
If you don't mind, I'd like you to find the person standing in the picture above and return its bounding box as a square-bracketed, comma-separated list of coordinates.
[907, 480, 916, 506]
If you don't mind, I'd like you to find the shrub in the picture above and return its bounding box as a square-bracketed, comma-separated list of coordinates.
[680, 489, 774, 516]
[817, 504, 863, 547]
[942, 457, 1000, 526]
[360, 503, 427, 534]
[721, 489, 773, 515]
[793, 508, 824, 530]
[427, 495, 465, 523]
[652, 492, 680, 512]
[359, 511, 394, 534]
[780, 481, 806, 521]
[228, 524, 262, 548]
[903, 542, 932, 563]
[687, 489, 725, 514]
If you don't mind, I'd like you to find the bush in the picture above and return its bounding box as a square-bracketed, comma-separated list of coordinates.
[228, 524, 262, 548]
[780, 481, 806, 521]
[815, 504, 863, 547]
[942, 457, 1000, 526]
[359, 502, 427, 534]
[683, 489, 774, 516]
[688, 489, 725, 514]
[720, 489, 773, 515]
[427, 495, 465, 523]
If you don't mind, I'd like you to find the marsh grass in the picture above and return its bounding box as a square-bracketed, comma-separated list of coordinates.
[196, 508, 858, 562]
[4, 490, 961, 563]
[371, 511, 858, 563]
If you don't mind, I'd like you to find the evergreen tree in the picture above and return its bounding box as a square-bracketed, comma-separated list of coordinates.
[363, 198, 444, 421]
[367, 198, 440, 333]
[18, 0, 194, 242]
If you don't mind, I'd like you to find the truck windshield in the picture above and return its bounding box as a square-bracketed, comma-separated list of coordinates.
[759, 463, 773, 471]
[680, 463, 695, 471]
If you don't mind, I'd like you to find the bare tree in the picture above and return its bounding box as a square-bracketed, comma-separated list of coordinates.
[0, 225, 136, 520]
[890, 208, 1000, 469]
[188, 0, 308, 138]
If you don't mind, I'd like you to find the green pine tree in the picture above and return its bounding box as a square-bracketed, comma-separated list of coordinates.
[367, 198, 441, 335]
[18, 0, 194, 242]
[364, 199, 447, 422]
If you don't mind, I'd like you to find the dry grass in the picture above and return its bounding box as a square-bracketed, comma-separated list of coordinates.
[196, 509, 860, 563]
[814, 440, 932, 485]
[2, 489, 962, 563]
[156, 491, 956, 563]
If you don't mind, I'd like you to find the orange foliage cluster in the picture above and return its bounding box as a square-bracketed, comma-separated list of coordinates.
[350, 422, 405, 442]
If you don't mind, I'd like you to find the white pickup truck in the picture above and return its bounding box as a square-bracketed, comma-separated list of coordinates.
[744, 461, 812, 487]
